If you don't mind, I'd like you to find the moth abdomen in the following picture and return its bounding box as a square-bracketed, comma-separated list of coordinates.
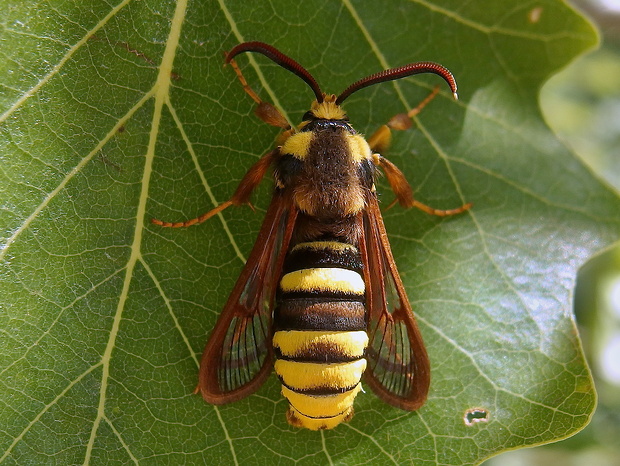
[273, 240, 368, 430]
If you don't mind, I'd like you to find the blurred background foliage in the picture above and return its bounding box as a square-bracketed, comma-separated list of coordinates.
[487, 0, 620, 464]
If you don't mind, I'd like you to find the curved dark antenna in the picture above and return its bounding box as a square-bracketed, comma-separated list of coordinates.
[336, 62, 458, 105]
[226, 42, 324, 103]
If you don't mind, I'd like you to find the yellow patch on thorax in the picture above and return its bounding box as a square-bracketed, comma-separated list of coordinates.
[280, 131, 312, 160]
[345, 133, 372, 163]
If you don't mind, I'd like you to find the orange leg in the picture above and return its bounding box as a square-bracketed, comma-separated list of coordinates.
[387, 85, 441, 131]
[367, 86, 471, 217]
[228, 58, 291, 130]
[376, 155, 472, 216]
[367, 85, 441, 153]
[151, 150, 278, 228]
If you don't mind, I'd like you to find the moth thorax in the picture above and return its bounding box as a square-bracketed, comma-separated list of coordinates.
[293, 133, 370, 218]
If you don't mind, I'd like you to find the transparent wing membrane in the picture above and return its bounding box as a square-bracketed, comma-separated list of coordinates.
[198, 193, 297, 403]
[362, 195, 430, 410]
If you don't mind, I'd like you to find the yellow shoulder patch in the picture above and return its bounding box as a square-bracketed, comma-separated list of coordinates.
[280, 131, 313, 160]
[346, 133, 372, 163]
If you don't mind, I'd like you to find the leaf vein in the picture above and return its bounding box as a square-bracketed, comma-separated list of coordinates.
[0, 90, 155, 262]
[103, 415, 139, 464]
[0, 0, 134, 125]
[140, 255, 199, 366]
[165, 98, 246, 264]
[0, 363, 102, 463]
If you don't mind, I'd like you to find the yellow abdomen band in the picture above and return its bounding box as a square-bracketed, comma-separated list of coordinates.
[275, 359, 367, 391]
[273, 330, 368, 359]
[279, 268, 365, 294]
[281, 384, 361, 418]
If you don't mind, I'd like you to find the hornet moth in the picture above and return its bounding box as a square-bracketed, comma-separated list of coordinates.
[153, 42, 471, 430]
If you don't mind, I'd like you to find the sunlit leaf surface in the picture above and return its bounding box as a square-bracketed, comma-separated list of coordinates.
[1, 1, 617, 464]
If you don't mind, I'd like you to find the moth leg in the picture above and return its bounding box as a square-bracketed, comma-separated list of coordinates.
[228, 57, 291, 130]
[372, 154, 471, 216]
[151, 150, 278, 228]
[367, 85, 441, 154]
[367, 85, 469, 216]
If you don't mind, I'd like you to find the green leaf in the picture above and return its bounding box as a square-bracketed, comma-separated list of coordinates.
[0, 1, 616, 464]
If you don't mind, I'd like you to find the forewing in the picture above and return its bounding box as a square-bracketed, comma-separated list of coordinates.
[361, 193, 430, 411]
[198, 191, 297, 404]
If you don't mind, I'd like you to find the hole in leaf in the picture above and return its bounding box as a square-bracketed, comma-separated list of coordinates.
[464, 407, 489, 426]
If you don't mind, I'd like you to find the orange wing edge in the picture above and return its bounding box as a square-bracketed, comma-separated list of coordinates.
[198, 190, 298, 404]
[361, 193, 430, 411]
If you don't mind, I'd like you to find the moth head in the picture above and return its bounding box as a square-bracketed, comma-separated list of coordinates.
[305, 94, 347, 121]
